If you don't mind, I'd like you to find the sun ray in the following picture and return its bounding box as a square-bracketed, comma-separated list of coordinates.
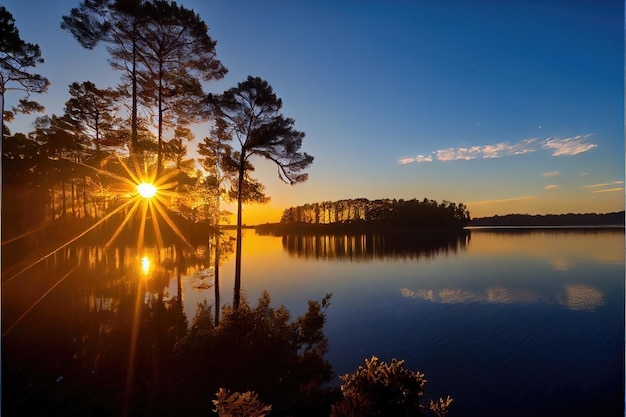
[104, 197, 143, 249]
[60, 157, 141, 189]
[151, 200, 194, 249]
[124, 273, 145, 416]
[117, 156, 145, 186]
[136, 199, 149, 250]
[3, 197, 138, 286]
[148, 201, 165, 250]
[152, 169, 180, 187]
[2, 221, 56, 246]
[154, 180, 179, 191]
[2, 265, 79, 338]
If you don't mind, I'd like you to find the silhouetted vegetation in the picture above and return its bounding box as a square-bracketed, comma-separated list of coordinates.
[0, 5, 49, 141]
[469, 211, 625, 227]
[277, 198, 470, 230]
[331, 356, 452, 417]
[207, 76, 314, 309]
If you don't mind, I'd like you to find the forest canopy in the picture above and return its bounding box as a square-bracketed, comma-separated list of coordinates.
[279, 198, 470, 229]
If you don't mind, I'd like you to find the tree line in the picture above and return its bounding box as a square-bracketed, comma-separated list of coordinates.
[469, 211, 625, 227]
[279, 198, 471, 229]
[2, 2, 313, 309]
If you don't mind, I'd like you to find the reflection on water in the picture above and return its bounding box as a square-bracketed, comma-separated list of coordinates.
[280, 231, 470, 260]
[401, 283, 605, 311]
[2, 227, 623, 417]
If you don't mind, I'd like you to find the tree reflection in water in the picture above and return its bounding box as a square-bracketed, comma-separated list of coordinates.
[275, 230, 471, 261]
[2, 239, 336, 417]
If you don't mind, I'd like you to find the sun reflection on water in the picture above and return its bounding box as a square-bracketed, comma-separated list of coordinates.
[140, 256, 151, 275]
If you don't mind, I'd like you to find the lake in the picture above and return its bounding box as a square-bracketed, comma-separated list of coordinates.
[2, 227, 624, 416]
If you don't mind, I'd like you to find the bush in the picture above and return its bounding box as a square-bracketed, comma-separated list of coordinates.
[170, 292, 335, 416]
[331, 356, 452, 417]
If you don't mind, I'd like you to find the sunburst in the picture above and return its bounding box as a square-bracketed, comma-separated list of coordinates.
[102, 157, 193, 251]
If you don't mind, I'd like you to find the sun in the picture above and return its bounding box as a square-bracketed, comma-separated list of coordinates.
[137, 182, 157, 199]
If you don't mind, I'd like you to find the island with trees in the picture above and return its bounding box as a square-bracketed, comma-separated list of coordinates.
[258, 197, 471, 235]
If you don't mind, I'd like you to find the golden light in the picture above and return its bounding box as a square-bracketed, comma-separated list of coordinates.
[140, 256, 151, 275]
[137, 182, 157, 199]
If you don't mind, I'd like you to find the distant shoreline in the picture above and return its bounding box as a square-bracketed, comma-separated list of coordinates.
[249, 211, 624, 232]
[468, 211, 624, 227]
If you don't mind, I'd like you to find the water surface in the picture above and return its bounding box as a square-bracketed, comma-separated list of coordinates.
[2, 227, 623, 416]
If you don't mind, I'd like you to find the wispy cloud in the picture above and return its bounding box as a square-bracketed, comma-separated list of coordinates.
[543, 171, 559, 177]
[434, 139, 537, 162]
[544, 185, 559, 190]
[435, 146, 483, 161]
[542, 135, 597, 156]
[591, 187, 624, 194]
[467, 195, 536, 205]
[583, 180, 624, 188]
[398, 154, 432, 164]
[399, 135, 597, 165]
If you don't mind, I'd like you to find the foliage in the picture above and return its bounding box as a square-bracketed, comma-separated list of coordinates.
[64, 80, 121, 152]
[133, 0, 227, 171]
[0, 5, 49, 139]
[213, 389, 272, 417]
[429, 395, 453, 417]
[207, 76, 313, 308]
[331, 356, 428, 417]
[281, 197, 470, 229]
[172, 291, 335, 416]
[470, 211, 626, 227]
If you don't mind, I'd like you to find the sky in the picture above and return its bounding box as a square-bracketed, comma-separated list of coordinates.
[4, 0, 624, 224]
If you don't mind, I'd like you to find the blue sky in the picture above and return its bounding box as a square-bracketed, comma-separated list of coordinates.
[4, 0, 624, 223]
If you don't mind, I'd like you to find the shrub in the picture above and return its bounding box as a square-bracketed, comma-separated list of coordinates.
[331, 356, 452, 417]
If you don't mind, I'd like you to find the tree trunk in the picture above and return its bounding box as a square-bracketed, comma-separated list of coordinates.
[83, 176, 87, 218]
[62, 181, 67, 217]
[130, 20, 138, 154]
[156, 61, 163, 176]
[50, 184, 56, 221]
[214, 230, 220, 326]
[71, 180, 76, 217]
[233, 150, 246, 309]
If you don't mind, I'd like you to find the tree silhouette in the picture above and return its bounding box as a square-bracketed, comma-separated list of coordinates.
[207, 76, 314, 309]
[63, 1, 226, 173]
[0, 6, 49, 142]
[64, 81, 120, 155]
[62, 0, 143, 153]
[133, 0, 226, 174]
[279, 197, 470, 229]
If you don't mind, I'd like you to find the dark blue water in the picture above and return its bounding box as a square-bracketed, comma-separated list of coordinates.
[3, 228, 623, 416]
[231, 228, 625, 416]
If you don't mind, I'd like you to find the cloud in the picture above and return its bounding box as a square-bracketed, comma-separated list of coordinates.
[417, 138, 538, 163]
[399, 135, 596, 165]
[482, 138, 537, 158]
[591, 187, 624, 194]
[583, 180, 624, 188]
[543, 171, 559, 177]
[544, 185, 559, 190]
[435, 146, 482, 161]
[398, 154, 432, 164]
[542, 135, 597, 156]
[467, 195, 536, 205]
